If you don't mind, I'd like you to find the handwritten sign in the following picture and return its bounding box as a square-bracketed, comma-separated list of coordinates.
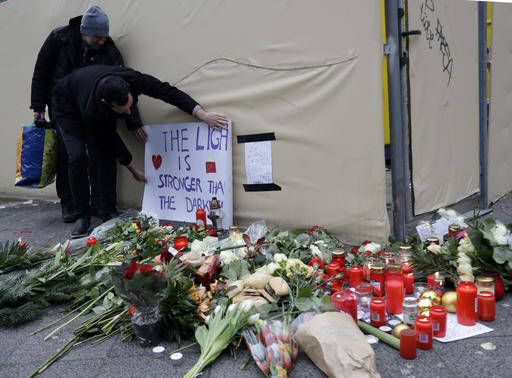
[245, 141, 273, 184]
[419, 0, 454, 86]
[142, 122, 233, 229]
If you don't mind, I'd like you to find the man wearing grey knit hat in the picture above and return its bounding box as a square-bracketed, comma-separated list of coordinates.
[80, 5, 110, 49]
[31, 5, 145, 227]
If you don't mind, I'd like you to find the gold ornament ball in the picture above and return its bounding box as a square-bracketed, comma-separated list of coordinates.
[421, 290, 441, 305]
[442, 291, 457, 313]
[417, 297, 434, 311]
[393, 324, 410, 338]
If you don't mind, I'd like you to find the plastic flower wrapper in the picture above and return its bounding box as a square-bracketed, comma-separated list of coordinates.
[242, 317, 299, 378]
[110, 260, 167, 324]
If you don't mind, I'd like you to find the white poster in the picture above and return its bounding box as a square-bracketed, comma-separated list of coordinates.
[245, 141, 273, 184]
[142, 122, 233, 228]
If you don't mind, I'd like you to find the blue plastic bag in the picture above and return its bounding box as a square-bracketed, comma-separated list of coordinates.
[15, 123, 57, 188]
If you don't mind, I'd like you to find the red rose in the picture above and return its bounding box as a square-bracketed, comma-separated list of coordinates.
[160, 247, 172, 264]
[86, 237, 97, 246]
[189, 224, 199, 231]
[362, 240, 371, 246]
[364, 251, 372, 256]
[206, 228, 218, 237]
[350, 246, 359, 254]
[128, 306, 138, 316]
[307, 258, 325, 270]
[122, 260, 156, 280]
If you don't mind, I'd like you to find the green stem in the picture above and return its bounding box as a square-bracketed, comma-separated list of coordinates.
[43, 287, 113, 341]
[357, 321, 400, 350]
[30, 299, 92, 336]
[74, 334, 103, 347]
[28, 336, 79, 377]
[91, 328, 120, 345]
[169, 342, 198, 354]
[240, 356, 252, 370]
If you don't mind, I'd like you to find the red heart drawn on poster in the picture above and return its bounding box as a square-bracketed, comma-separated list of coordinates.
[152, 155, 162, 170]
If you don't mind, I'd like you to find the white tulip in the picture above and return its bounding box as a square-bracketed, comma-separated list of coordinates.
[228, 303, 237, 313]
[248, 313, 260, 325]
[204, 315, 210, 325]
[427, 244, 441, 255]
[240, 300, 253, 313]
[214, 305, 223, 316]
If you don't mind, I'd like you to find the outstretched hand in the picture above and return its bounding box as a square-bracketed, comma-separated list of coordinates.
[127, 164, 148, 183]
[133, 127, 148, 143]
[196, 109, 229, 131]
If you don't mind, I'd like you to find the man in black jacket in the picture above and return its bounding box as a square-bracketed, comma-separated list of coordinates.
[30, 5, 146, 223]
[53, 65, 228, 238]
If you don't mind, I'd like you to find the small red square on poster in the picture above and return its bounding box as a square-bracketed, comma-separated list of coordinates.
[206, 161, 216, 173]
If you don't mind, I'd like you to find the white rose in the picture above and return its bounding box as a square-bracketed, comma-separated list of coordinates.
[365, 242, 381, 254]
[191, 239, 207, 254]
[458, 263, 473, 276]
[273, 253, 288, 263]
[491, 224, 508, 245]
[248, 313, 260, 325]
[314, 240, 327, 248]
[310, 245, 323, 258]
[220, 250, 238, 265]
[427, 244, 441, 255]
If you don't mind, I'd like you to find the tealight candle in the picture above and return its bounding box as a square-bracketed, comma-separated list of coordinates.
[414, 316, 433, 350]
[457, 281, 477, 326]
[429, 305, 447, 338]
[370, 297, 386, 327]
[477, 291, 495, 322]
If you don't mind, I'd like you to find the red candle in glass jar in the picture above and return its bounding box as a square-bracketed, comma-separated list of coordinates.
[429, 305, 447, 338]
[385, 276, 404, 314]
[427, 274, 434, 289]
[400, 329, 417, 359]
[477, 292, 495, 322]
[482, 269, 505, 300]
[457, 281, 477, 326]
[370, 297, 386, 327]
[174, 236, 188, 251]
[331, 291, 358, 322]
[196, 209, 207, 229]
[349, 266, 363, 287]
[370, 263, 386, 297]
[327, 262, 341, 291]
[415, 316, 433, 350]
[403, 273, 414, 295]
[331, 248, 346, 268]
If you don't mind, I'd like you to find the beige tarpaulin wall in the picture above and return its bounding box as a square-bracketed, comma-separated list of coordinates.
[488, 2, 512, 204]
[0, 0, 389, 243]
[408, 0, 479, 214]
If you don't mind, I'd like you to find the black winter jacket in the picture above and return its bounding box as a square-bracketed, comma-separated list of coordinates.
[53, 65, 200, 165]
[30, 16, 141, 130]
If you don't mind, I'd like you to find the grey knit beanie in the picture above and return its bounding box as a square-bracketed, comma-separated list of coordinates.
[80, 5, 109, 36]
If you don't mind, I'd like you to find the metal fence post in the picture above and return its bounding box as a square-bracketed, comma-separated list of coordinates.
[478, 2, 489, 209]
[385, 0, 406, 240]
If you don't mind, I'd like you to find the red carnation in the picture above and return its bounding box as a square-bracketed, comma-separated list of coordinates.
[308, 258, 325, 270]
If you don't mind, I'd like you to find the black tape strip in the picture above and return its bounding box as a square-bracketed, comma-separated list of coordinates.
[237, 132, 276, 143]
[243, 183, 282, 192]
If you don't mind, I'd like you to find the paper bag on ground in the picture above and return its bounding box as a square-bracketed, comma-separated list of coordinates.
[294, 312, 380, 378]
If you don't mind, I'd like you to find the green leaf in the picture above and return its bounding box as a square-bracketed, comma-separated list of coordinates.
[467, 229, 483, 250]
[92, 305, 106, 315]
[493, 246, 512, 264]
[195, 325, 209, 348]
[297, 286, 312, 298]
[295, 297, 314, 311]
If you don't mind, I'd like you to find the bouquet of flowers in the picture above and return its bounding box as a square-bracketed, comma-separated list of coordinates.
[111, 260, 167, 346]
[243, 318, 299, 378]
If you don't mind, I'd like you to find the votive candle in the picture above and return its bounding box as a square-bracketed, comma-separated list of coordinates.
[403, 273, 415, 295]
[457, 281, 477, 326]
[385, 276, 404, 314]
[174, 236, 188, 251]
[415, 316, 433, 350]
[370, 263, 386, 297]
[427, 274, 434, 289]
[477, 291, 495, 322]
[429, 305, 447, 338]
[370, 297, 386, 327]
[400, 329, 417, 359]
[349, 266, 363, 288]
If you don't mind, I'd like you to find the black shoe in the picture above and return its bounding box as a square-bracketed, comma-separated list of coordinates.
[62, 205, 79, 223]
[100, 210, 123, 222]
[71, 217, 90, 239]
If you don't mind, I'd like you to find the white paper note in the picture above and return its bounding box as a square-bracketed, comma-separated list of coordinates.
[245, 141, 272, 184]
[434, 313, 493, 343]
